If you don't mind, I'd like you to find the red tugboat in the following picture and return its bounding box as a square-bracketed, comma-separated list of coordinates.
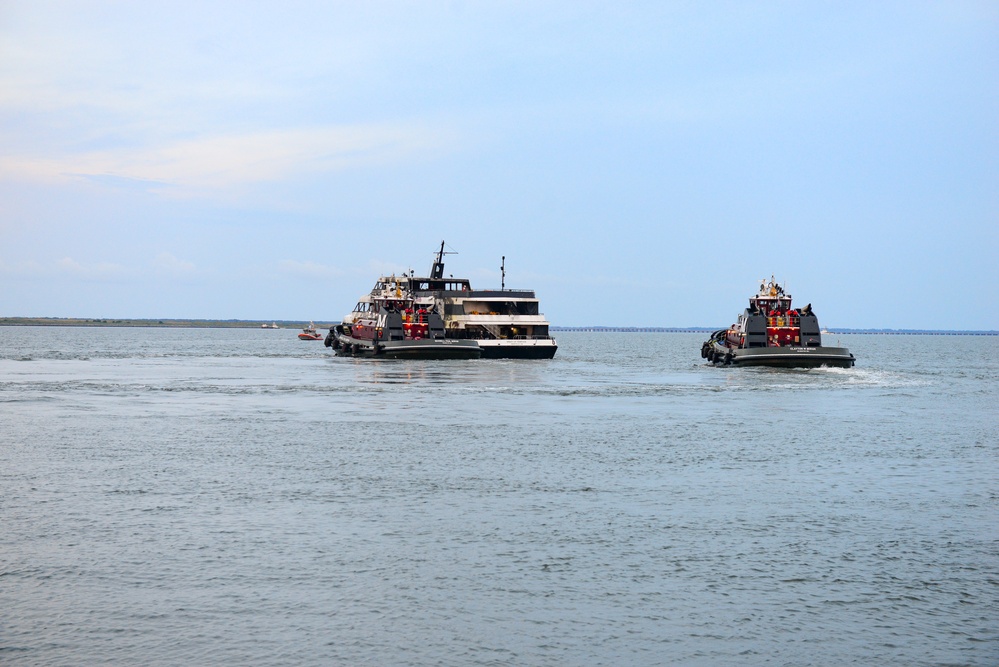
[325, 275, 481, 359]
[701, 276, 855, 368]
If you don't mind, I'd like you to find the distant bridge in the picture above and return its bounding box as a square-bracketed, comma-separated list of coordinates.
[551, 327, 998, 335]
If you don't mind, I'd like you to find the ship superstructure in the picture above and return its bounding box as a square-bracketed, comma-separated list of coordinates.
[404, 242, 558, 359]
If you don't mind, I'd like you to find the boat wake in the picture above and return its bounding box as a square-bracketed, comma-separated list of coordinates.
[737, 364, 929, 390]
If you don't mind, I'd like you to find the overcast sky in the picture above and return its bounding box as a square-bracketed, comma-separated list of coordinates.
[1, 1, 996, 329]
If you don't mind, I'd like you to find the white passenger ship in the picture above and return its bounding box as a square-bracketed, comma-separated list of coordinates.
[415, 242, 557, 358]
[327, 242, 557, 359]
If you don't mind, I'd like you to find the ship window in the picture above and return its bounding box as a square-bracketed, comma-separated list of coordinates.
[516, 302, 539, 315]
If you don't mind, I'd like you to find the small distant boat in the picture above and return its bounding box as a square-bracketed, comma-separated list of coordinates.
[298, 322, 323, 340]
[261, 322, 280, 329]
[701, 276, 855, 368]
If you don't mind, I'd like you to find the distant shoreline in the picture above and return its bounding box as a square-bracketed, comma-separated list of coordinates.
[0, 317, 328, 329]
[1, 318, 996, 335]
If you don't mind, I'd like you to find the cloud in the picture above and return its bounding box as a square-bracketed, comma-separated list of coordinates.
[0, 257, 129, 279]
[75, 173, 172, 192]
[1, 256, 205, 281]
[0, 123, 457, 195]
[152, 252, 196, 274]
[277, 260, 342, 279]
[285, 259, 410, 286]
[366, 259, 410, 277]
[0, 258, 46, 277]
[56, 257, 130, 279]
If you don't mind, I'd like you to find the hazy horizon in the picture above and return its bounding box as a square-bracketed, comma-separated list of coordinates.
[2, 316, 996, 334]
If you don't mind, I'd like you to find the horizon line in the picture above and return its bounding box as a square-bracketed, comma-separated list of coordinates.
[1, 317, 996, 335]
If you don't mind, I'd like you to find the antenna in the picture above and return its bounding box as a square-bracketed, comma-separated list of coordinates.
[501, 256, 505, 290]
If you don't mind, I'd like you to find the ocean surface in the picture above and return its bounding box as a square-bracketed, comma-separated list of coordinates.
[1, 326, 996, 666]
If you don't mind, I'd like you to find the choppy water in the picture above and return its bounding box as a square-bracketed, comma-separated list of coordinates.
[1, 326, 996, 666]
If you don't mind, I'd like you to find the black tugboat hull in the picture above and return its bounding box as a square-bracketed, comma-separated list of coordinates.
[706, 341, 854, 368]
[477, 339, 558, 359]
[332, 332, 481, 360]
[379, 340, 482, 360]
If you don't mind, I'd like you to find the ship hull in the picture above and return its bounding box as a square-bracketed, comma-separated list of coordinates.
[707, 341, 854, 368]
[331, 331, 481, 360]
[476, 339, 558, 359]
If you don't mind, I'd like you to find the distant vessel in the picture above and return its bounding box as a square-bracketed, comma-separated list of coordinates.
[701, 276, 855, 368]
[298, 322, 322, 340]
[261, 322, 280, 329]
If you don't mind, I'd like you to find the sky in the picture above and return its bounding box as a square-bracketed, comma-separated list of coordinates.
[1, 2, 996, 329]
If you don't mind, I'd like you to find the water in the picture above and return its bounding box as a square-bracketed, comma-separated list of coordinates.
[1, 327, 996, 666]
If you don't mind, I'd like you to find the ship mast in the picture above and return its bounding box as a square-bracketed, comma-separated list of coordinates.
[430, 240, 457, 280]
